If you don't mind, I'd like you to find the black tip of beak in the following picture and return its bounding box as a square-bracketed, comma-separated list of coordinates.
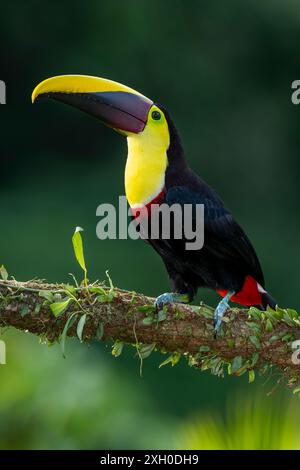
[38, 91, 152, 134]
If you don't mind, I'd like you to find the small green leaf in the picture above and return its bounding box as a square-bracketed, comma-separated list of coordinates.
[90, 286, 107, 295]
[157, 310, 167, 322]
[246, 321, 261, 334]
[76, 313, 87, 342]
[274, 305, 286, 316]
[199, 345, 210, 353]
[138, 305, 157, 314]
[50, 298, 73, 318]
[159, 352, 181, 368]
[249, 335, 261, 349]
[96, 322, 104, 340]
[0, 265, 8, 281]
[251, 352, 259, 367]
[142, 316, 154, 325]
[269, 335, 278, 343]
[271, 310, 283, 321]
[20, 304, 29, 317]
[112, 340, 124, 357]
[248, 307, 262, 321]
[265, 318, 273, 332]
[64, 284, 77, 296]
[199, 308, 214, 319]
[282, 312, 295, 327]
[39, 290, 55, 303]
[287, 308, 299, 319]
[60, 312, 77, 358]
[293, 317, 300, 326]
[97, 294, 113, 303]
[231, 356, 243, 373]
[72, 227, 88, 283]
[34, 303, 42, 315]
[281, 333, 294, 342]
[248, 370, 255, 383]
[138, 343, 156, 359]
[189, 305, 201, 313]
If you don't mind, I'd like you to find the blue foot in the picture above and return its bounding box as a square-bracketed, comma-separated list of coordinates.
[155, 292, 190, 310]
[214, 291, 234, 336]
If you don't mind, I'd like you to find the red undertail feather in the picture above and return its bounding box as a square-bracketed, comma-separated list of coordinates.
[217, 275, 264, 306]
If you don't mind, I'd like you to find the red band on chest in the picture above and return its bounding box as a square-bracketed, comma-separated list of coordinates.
[131, 188, 166, 218]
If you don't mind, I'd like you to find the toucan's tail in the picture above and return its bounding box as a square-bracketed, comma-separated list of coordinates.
[261, 291, 277, 310]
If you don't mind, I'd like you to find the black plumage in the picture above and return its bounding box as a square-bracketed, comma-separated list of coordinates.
[147, 105, 275, 308]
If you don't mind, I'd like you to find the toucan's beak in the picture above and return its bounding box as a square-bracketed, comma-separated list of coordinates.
[32, 75, 153, 134]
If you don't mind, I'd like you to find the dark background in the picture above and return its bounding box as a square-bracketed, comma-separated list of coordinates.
[1, 0, 300, 449]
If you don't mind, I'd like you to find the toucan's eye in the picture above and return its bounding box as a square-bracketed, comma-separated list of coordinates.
[151, 110, 161, 120]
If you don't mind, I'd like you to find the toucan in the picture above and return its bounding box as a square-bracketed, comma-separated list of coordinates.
[32, 74, 277, 333]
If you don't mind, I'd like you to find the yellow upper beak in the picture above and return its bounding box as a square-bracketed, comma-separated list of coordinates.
[31, 74, 147, 103]
[32, 74, 153, 134]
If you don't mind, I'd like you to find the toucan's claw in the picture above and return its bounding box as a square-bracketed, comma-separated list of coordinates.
[154, 292, 190, 311]
[213, 291, 234, 337]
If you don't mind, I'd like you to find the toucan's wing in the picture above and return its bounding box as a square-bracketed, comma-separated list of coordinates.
[165, 186, 265, 287]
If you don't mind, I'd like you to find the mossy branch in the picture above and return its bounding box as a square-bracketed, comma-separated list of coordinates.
[0, 279, 300, 389]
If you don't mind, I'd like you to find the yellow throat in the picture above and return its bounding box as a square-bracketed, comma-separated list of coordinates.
[125, 106, 170, 208]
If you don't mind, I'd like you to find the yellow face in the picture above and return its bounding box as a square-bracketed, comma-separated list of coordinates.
[125, 105, 170, 208]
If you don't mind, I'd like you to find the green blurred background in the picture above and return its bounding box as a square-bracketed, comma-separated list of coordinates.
[1, 0, 300, 449]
